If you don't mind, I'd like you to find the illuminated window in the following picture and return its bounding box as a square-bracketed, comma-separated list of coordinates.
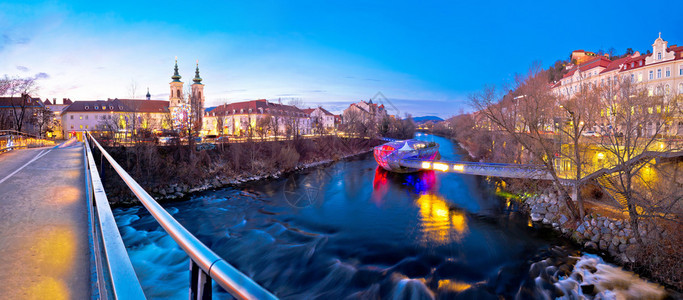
[85, 125, 89, 129]
[79, 115, 83, 120]
[79, 125, 83, 129]
[638, 73, 643, 82]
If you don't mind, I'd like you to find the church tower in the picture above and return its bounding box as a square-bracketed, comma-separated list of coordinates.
[169, 58, 184, 107]
[191, 61, 205, 112]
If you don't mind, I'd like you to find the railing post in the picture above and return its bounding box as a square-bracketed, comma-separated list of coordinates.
[190, 260, 212, 300]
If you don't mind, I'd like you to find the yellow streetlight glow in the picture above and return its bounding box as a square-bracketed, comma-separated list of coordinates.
[421, 162, 432, 169]
[433, 162, 449, 172]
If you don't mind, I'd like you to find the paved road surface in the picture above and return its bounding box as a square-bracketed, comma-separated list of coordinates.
[0, 142, 91, 299]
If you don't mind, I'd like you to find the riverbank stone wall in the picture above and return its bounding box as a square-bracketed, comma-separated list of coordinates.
[522, 192, 653, 263]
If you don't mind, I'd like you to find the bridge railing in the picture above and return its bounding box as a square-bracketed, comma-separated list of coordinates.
[0, 130, 55, 152]
[85, 131, 278, 300]
[83, 134, 146, 299]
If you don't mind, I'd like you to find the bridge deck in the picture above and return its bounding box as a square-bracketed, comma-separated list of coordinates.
[399, 158, 557, 180]
[0, 142, 91, 299]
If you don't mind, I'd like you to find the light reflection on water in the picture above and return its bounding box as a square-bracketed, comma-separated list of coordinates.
[113, 134, 665, 299]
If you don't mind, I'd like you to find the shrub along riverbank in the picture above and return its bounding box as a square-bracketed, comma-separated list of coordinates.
[101, 136, 383, 205]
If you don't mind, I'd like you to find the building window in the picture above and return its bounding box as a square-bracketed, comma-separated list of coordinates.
[631, 62, 634, 68]
[95, 106, 99, 110]
[649, 71, 653, 80]
[657, 69, 662, 79]
[666, 67, 670, 77]
[79, 115, 83, 120]
[638, 73, 643, 82]
[679, 83, 683, 94]
[85, 125, 89, 129]
[630, 74, 634, 82]
[639, 61, 643, 66]
[85, 115, 88, 120]
[665, 85, 670, 95]
[680, 66, 683, 76]
[70, 125, 74, 129]
[657, 52, 662, 60]
[70, 115, 74, 120]
[79, 125, 83, 129]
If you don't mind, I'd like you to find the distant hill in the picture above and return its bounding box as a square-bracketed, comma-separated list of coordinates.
[412, 116, 444, 124]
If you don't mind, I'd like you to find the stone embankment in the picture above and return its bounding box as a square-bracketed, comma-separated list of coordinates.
[523, 192, 651, 263]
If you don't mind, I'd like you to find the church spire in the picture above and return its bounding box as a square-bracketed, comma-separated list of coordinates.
[172, 57, 182, 82]
[193, 60, 202, 84]
[146, 87, 151, 100]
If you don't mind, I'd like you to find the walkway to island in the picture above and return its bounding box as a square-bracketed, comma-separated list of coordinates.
[0, 140, 91, 299]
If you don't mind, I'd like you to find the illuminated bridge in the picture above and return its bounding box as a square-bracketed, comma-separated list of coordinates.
[399, 158, 557, 180]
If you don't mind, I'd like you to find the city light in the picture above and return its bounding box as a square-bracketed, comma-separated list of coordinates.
[432, 162, 449, 172]
[421, 162, 431, 169]
[452, 164, 464, 172]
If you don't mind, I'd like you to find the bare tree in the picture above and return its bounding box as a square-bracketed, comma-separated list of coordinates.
[554, 79, 602, 219]
[595, 79, 679, 242]
[128, 79, 138, 99]
[256, 115, 271, 141]
[31, 106, 54, 138]
[470, 65, 580, 219]
[2, 76, 38, 133]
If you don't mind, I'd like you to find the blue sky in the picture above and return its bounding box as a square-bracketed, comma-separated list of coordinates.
[1, 1, 682, 118]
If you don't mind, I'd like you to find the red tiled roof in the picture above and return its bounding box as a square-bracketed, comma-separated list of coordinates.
[302, 108, 315, 114]
[318, 107, 334, 116]
[600, 56, 631, 74]
[63, 99, 169, 113]
[0, 95, 44, 109]
[43, 99, 52, 105]
[117, 99, 169, 113]
[208, 99, 307, 117]
[562, 56, 611, 78]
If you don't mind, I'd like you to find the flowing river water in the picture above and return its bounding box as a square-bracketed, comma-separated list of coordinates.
[113, 133, 668, 299]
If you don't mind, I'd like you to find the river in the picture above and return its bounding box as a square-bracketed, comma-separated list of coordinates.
[113, 133, 667, 299]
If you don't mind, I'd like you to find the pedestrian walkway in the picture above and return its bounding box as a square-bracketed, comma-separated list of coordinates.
[0, 141, 91, 299]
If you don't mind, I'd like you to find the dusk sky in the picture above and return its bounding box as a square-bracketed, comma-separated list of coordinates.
[1, 1, 682, 118]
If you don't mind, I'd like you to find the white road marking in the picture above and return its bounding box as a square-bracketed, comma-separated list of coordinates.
[0, 149, 52, 185]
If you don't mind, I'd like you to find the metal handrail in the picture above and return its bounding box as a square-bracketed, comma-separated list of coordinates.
[86, 131, 278, 300]
[83, 137, 147, 299]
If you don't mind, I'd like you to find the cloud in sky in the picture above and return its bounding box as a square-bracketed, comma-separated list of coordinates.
[1, 1, 681, 118]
